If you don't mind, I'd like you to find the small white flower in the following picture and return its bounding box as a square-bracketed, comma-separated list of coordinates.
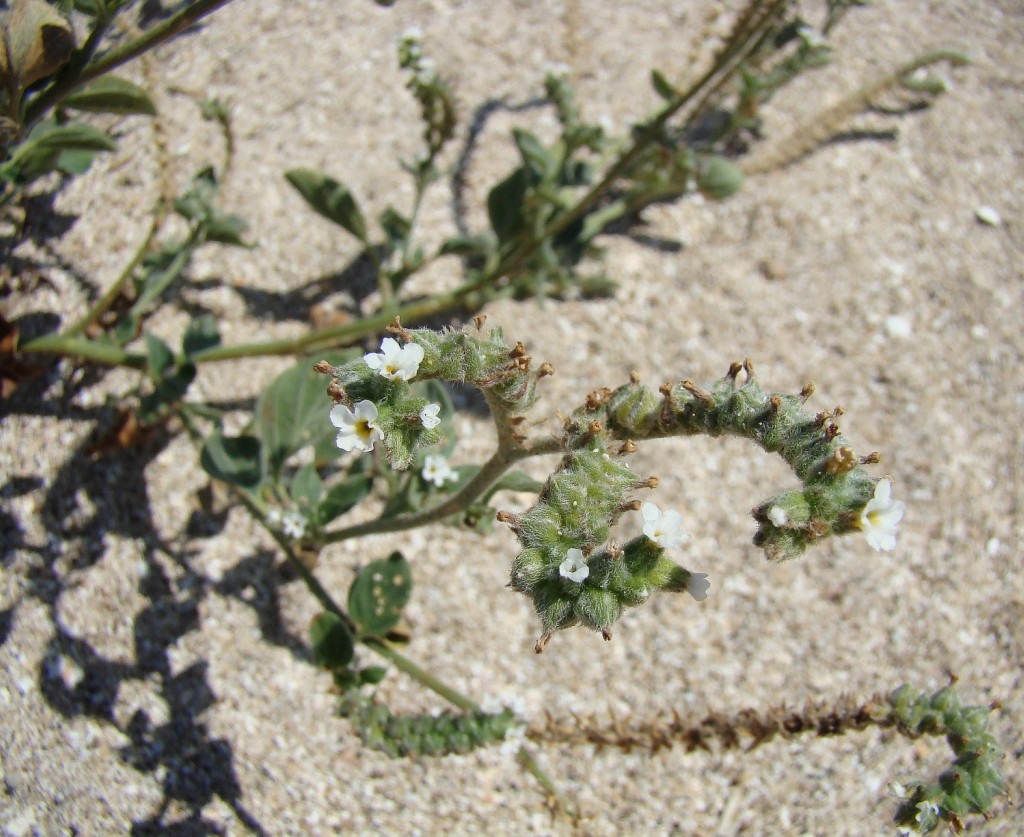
[281, 511, 308, 540]
[419, 403, 441, 429]
[797, 24, 828, 49]
[266, 509, 283, 527]
[888, 781, 909, 799]
[640, 501, 691, 549]
[330, 400, 383, 452]
[559, 548, 589, 583]
[767, 505, 789, 527]
[915, 801, 940, 824]
[422, 454, 458, 487]
[858, 479, 906, 551]
[686, 572, 710, 601]
[499, 723, 528, 756]
[364, 337, 424, 381]
[402, 26, 423, 41]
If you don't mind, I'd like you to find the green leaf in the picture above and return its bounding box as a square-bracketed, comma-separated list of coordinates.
[358, 666, 388, 685]
[285, 168, 368, 242]
[203, 213, 250, 247]
[62, 76, 156, 116]
[56, 149, 97, 175]
[650, 69, 678, 101]
[513, 128, 556, 179]
[438, 233, 494, 258]
[4, 123, 116, 183]
[131, 242, 195, 315]
[488, 470, 544, 495]
[139, 362, 195, 421]
[317, 474, 372, 526]
[309, 611, 354, 670]
[199, 432, 263, 490]
[143, 332, 175, 377]
[258, 357, 346, 478]
[348, 552, 413, 637]
[290, 463, 324, 508]
[379, 206, 410, 252]
[182, 314, 221, 357]
[487, 166, 531, 241]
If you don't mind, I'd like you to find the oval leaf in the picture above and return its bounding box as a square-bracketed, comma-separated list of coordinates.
[285, 168, 367, 242]
[200, 432, 263, 489]
[348, 552, 412, 638]
[62, 76, 156, 116]
[309, 611, 354, 670]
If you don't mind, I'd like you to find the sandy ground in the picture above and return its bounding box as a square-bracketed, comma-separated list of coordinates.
[2, 1, 1023, 834]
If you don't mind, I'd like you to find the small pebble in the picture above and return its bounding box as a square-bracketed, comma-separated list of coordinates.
[975, 205, 1002, 226]
[884, 315, 913, 339]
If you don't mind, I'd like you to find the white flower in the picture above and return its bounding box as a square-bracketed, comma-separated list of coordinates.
[559, 548, 589, 583]
[281, 511, 308, 540]
[422, 454, 458, 487]
[858, 479, 906, 551]
[499, 724, 528, 756]
[686, 572, 710, 601]
[767, 505, 789, 527]
[330, 400, 383, 452]
[641, 501, 691, 549]
[364, 337, 424, 381]
[267, 509, 308, 539]
[915, 801, 940, 824]
[797, 24, 828, 49]
[888, 781, 910, 799]
[419, 403, 441, 429]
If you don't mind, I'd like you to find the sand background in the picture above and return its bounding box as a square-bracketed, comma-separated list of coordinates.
[1, 1, 1022, 834]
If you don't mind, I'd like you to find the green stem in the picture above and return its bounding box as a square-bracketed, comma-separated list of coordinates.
[18, 333, 146, 367]
[23, 0, 237, 129]
[517, 747, 578, 821]
[65, 207, 165, 336]
[324, 432, 561, 545]
[363, 638, 478, 712]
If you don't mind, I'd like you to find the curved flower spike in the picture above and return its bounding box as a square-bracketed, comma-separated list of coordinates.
[559, 548, 589, 583]
[364, 337, 424, 381]
[330, 400, 383, 452]
[640, 502, 691, 549]
[858, 478, 906, 551]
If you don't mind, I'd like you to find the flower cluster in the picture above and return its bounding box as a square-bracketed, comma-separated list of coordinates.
[327, 337, 442, 460]
[422, 454, 458, 488]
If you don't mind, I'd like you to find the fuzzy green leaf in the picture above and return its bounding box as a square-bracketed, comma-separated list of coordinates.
[348, 552, 413, 637]
[309, 611, 354, 670]
[285, 168, 368, 242]
[199, 432, 263, 490]
[62, 76, 156, 116]
[182, 314, 221, 357]
[317, 474, 373, 526]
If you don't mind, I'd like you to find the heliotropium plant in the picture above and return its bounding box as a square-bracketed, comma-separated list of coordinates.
[188, 319, 1000, 832]
[3, 1, 1000, 832]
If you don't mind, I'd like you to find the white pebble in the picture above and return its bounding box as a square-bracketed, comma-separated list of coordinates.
[884, 315, 913, 339]
[975, 205, 1002, 226]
